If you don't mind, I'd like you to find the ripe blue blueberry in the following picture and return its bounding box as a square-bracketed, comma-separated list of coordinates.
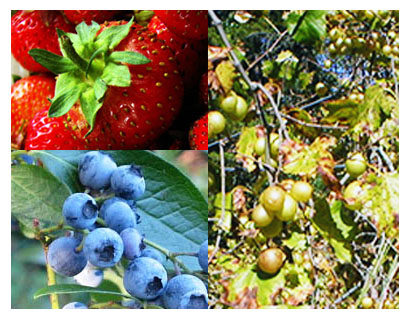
[120, 228, 145, 260]
[74, 262, 104, 287]
[78, 151, 117, 190]
[140, 248, 165, 264]
[162, 274, 208, 309]
[84, 228, 124, 268]
[62, 302, 88, 309]
[63, 193, 98, 229]
[100, 197, 141, 223]
[198, 240, 208, 273]
[111, 165, 145, 200]
[123, 257, 168, 300]
[47, 237, 87, 277]
[104, 201, 137, 233]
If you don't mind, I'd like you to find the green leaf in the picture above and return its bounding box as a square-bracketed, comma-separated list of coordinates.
[49, 86, 82, 117]
[109, 51, 151, 65]
[11, 165, 71, 231]
[33, 284, 133, 300]
[79, 87, 104, 135]
[91, 280, 123, 303]
[311, 197, 353, 263]
[76, 21, 100, 48]
[29, 150, 84, 193]
[29, 49, 77, 74]
[94, 77, 108, 101]
[215, 61, 236, 93]
[363, 172, 399, 237]
[57, 28, 88, 71]
[235, 126, 258, 172]
[286, 10, 327, 44]
[95, 18, 134, 51]
[101, 62, 131, 87]
[54, 72, 82, 97]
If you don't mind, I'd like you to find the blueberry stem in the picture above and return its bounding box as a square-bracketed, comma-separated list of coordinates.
[96, 217, 107, 227]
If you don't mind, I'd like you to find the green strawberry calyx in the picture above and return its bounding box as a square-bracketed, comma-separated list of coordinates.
[29, 17, 151, 136]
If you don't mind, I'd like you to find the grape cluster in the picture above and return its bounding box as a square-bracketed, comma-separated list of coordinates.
[47, 151, 208, 309]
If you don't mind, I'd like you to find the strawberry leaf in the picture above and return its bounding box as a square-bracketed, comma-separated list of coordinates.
[48, 86, 82, 117]
[76, 21, 100, 50]
[79, 87, 104, 135]
[101, 62, 131, 87]
[94, 78, 108, 101]
[28, 49, 77, 74]
[57, 29, 88, 71]
[95, 18, 134, 50]
[109, 51, 151, 65]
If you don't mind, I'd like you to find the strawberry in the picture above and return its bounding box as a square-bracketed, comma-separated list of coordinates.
[25, 109, 85, 150]
[11, 75, 56, 149]
[189, 114, 208, 150]
[29, 19, 184, 149]
[153, 10, 208, 40]
[63, 10, 118, 25]
[11, 10, 74, 72]
[148, 15, 204, 91]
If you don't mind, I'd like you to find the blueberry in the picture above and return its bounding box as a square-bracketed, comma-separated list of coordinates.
[100, 197, 141, 223]
[62, 302, 88, 309]
[78, 151, 117, 190]
[140, 248, 165, 264]
[47, 237, 87, 277]
[198, 240, 208, 273]
[111, 165, 145, 200]
[62, 193, 98, 229]
[104, 201, 137, 233]
[120, 228, 145, 260]
[162, 274, 208, 309]
[123, 257, 168, 300]
[84, 228, 124, 268]
[74, 262, 104, 287]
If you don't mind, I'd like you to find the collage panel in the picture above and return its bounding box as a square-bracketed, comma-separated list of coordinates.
[11, 149, 208, 308]
[11, 9, 209, 309]
[11, 10, 208, 151]
[208, 10, 399, 309]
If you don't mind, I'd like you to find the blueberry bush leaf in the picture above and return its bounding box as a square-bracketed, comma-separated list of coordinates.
[11, 164, 71, 231]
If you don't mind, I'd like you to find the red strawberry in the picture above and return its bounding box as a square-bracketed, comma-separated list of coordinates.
[189, 114, 208, 150]
[30, 19, 184, 149]
[199, 73, 208, 108]
[148, 15, 204, 91]
[63, 10, 118, 25]
[11, 75, 56, 149]
[25, 109, 86, 150]
[154, 10, 208, 40]
[11, 10, 74, 72]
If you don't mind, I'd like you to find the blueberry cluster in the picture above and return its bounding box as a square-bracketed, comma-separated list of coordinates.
[46, 151, 208, 309]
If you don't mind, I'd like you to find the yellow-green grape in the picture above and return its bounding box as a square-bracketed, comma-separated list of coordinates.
[383, 45, 392, 56]
[269, 133, 280, 157]
[252, 204, 273, 227]
[315, 82, 328, 96]
[258, 248, 286, 274]
[260, 186, 286, 215]
[361, 296, 374, 309]
[346, 153, 367, 178]
[344, 181, 365, 210]
[275, 193, 298, 221]
[291, 181, 313, 203]
[254, 137, 266, 156]
[230, 96, 248, 121]
[208, 111, 226, 138]
[220, 95, 237, 114]
[324, 59, 332, 69]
